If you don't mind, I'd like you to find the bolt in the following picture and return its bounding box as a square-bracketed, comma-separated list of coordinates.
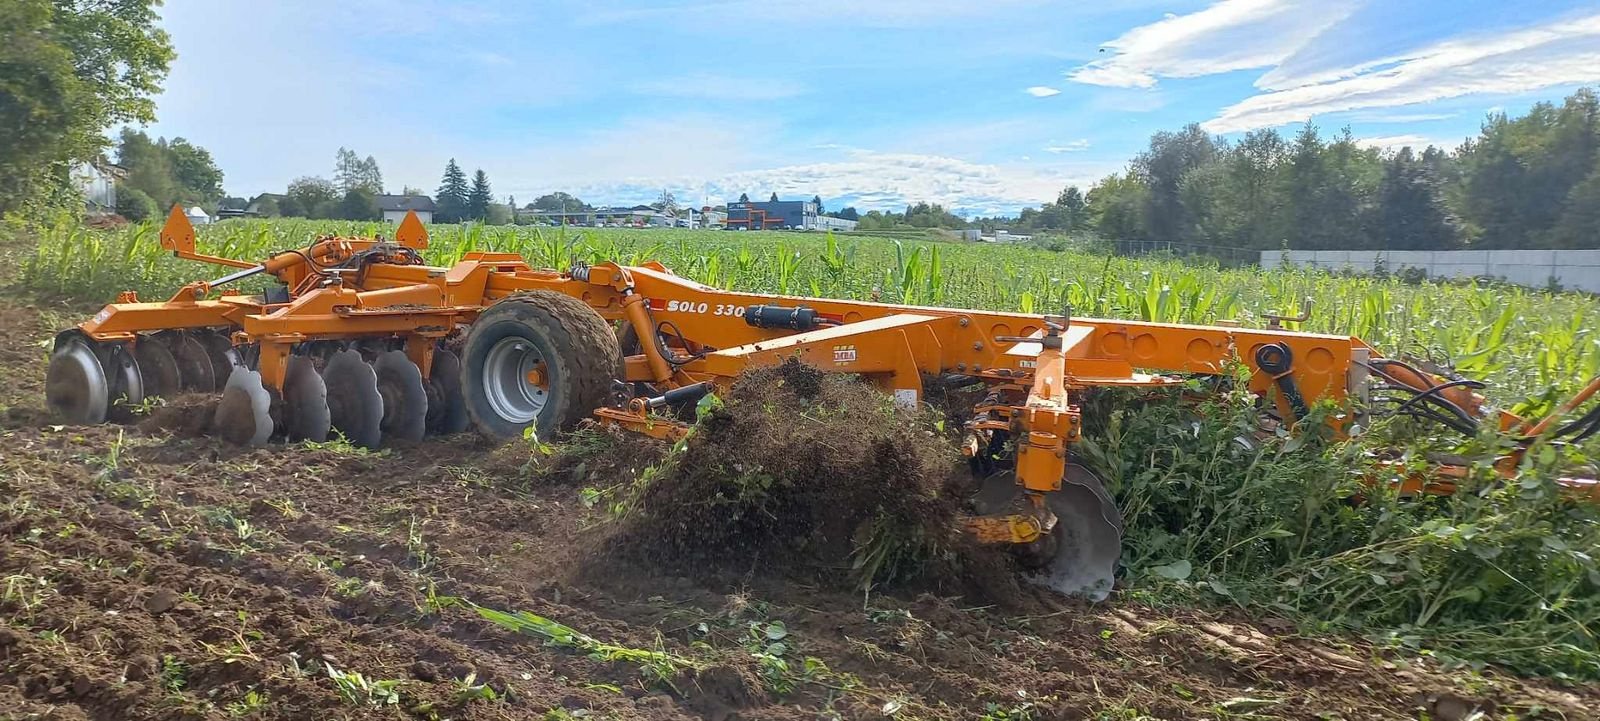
[974, 364, 983, 372]
[958, 316, 969, 327]
[972, 341, 983, 351]
[957, 362, 967, 371]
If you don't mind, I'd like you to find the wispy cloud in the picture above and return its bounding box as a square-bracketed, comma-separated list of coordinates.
[1205, 13, 1600, 132]
[1346, 111, 1457, 123]
[632, 73, 805, 101]
[1069, 0, 1360, 89]
[1356, 134, 1459, 151]
[1045, 140, 1091, 153]
[1025, 86, 1061, 97]
[572, 149, 1102, 215]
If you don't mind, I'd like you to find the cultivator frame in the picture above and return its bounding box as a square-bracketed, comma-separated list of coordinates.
[47, 208, 1600, 600]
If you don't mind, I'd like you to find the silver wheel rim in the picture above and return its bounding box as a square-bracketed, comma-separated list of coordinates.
[483, 337, 548, 424]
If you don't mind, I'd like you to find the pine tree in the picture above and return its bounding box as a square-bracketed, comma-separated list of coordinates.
[436, 159, 468, 223]
[467, 169, 492, 221]
[738, 192, 750, 203]
[360, 155, 383, 195]
[812, 194, 824, 214]
[769, 192, 780, 203]
[334, 147, 361, 194]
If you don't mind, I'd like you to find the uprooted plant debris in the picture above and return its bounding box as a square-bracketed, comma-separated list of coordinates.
[612, 360, 1007, 594]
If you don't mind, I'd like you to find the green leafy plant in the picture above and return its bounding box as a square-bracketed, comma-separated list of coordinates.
[325, 663, 403, 707]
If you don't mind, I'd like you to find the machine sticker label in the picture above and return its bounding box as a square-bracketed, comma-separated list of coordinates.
[92, 309, 111, 325]
[832, 345, 857, 364]
[664, 300, 744, 316]
[1018, 359, 1036, 369]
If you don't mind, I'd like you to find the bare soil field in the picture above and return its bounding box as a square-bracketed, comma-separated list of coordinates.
[1, 252, 1595, 720]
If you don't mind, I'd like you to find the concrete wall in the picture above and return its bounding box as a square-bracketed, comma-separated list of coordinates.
[1260, 249, 1600, 293]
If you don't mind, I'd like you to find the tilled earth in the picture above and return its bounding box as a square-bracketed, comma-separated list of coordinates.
[1, 285, 1596, 719]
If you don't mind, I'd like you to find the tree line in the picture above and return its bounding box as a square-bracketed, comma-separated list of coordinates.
[990, 88, 1600, 251]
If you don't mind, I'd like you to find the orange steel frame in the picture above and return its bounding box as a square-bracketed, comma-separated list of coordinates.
[74, 209, 1600, 525]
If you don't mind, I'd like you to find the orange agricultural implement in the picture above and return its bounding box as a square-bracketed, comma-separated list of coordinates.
[46, 208, 1600, 600]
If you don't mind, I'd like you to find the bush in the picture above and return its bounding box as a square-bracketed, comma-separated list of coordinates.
[1079, 384, 1600, 678]
[115, 186, 158, 221]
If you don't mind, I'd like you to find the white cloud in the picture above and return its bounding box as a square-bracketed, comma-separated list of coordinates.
[571, 149, 1104, 216]
[1045, 140, 1091, 153]
[1205, 13, 1600, 133]
[1068, 0, 1359, 89]
[1356, 134, 1455, 152]
[1025, 86, 1062, 97]
[632, 73, 805, 101]
[1346, 111, 1456, 123]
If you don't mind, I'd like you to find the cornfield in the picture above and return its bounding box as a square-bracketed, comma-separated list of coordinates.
[24, 217, 1600, 406]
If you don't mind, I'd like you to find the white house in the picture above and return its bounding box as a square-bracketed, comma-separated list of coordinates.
[185, 206, 213, 225]
[72, 160, 124, 215]
[377, 194, 436, 224]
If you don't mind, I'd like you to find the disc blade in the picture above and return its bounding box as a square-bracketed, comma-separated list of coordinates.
[1034, 465, 1122, 601]
[46, 337, 109, 424]
[104, 343, 145, 422]
[197, 331, 239, 375]
[133, 337, 181, 400]
[282, 355, 331, 442]
[374, 350, 428, 443]
[424, 349, 468, 435]
[972, 466, 1123, 602]
[156, 331, 216, 393]
[214, 366, 274, 446]
[322, 349, 383, 449]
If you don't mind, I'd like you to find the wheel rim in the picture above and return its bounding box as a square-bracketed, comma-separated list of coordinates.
[482, 337, 549, 424]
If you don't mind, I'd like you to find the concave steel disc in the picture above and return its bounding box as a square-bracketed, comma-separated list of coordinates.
[424, 349, 468, 435]
[103, 343, 145, 421]
[46, 337, 109, 424]
[322, 349, 383, 449]
[282, 355, 331, 442]
[197, 331, 239, 376]
[373, 350, 428, 443]
[973, 463, 1123, 601]
[133, 337, 182, 400]
[214, 366, 274, 446]
[156, 331, 217, 393]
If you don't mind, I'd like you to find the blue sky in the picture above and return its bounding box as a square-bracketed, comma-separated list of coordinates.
[144, 0, 1600, 216]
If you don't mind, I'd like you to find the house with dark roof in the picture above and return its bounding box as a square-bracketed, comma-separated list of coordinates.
[376, 194, 436, 224]
[246, 193, 286, 215]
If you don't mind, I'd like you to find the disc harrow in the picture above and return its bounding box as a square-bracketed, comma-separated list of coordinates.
[46, 328, 466, 450]
[44, 206, 1600, 600]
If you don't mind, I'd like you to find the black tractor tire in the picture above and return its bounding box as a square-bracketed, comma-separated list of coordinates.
[461, 291, 622, 442]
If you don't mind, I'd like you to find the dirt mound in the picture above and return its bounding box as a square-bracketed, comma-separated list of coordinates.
[614, 361, 978, 593]
[136, 393, 221, 437]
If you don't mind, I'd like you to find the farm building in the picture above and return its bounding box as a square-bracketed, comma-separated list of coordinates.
[727, 199, 858, 231]
[377, 194, 436, 224]
[246, 194, 285, 215]
[72, 160, 125, 216]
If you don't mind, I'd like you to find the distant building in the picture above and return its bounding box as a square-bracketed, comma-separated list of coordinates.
[815, 215, 858, 232]
[376, 194, 436, 224]
[246, 193, 286, 215]
[726, 198, 858, 231]
[185, 206, 213, 225]
[73, 160, 125, 215]
[698, 207, 727, 229]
